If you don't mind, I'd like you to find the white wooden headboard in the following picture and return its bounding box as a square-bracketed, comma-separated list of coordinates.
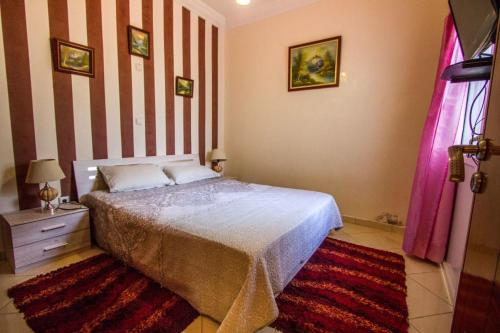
[73, 154, 200, 199]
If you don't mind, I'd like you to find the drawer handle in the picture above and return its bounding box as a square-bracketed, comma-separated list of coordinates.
[43, 242, 68, 252]
[41, 223, 66, 232]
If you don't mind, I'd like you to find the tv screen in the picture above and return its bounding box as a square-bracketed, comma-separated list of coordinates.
[449, 0, 498, 60]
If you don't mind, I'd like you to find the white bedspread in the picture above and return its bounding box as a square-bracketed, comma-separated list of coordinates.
[82, 178, 342, 333]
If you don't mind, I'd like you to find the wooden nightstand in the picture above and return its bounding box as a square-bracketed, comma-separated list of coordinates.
[1, 207, 91, 273]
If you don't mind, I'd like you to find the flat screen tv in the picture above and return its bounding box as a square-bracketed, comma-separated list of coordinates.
[449, 0, 498, 60]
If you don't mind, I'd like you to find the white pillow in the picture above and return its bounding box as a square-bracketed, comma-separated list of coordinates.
[163, 165, 220, 184]
[99, 164, 174, 192]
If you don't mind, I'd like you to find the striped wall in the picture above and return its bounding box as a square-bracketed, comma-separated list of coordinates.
[0, 0, 225, 213]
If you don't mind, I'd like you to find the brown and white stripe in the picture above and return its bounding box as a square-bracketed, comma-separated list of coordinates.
[1, 0, 39, 210]
[0, 0, 225, 211]
[86, 0, 108, 160]
[182, 6, 191, 154]
[143, 0, 156, 157]
[164, 0, 175, 155]
[0, 3, 20, 213]
[211, 25, 218, 149]
[117, 0, 134, 158]
[198, 17, 206, 165]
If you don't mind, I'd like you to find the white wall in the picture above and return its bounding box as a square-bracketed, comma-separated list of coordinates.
[442, 160, 475, 304]
[224, 0, 449, 222]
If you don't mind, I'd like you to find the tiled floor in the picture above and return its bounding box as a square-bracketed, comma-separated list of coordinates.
[0, 222, 454, 333]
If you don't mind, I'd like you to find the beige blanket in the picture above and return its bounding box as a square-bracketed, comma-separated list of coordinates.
[83, 178, 342, 333]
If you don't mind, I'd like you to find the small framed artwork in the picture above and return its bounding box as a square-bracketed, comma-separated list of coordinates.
[51, 38, 94, 77]
[175, 76, 194, 98]
[128, 25, 150, 58]
[288, 36, 342, 92]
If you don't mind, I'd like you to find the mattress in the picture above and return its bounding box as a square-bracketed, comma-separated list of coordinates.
[82, 178, 342, 333]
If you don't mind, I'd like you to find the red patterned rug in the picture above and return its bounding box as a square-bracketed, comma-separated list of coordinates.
[271, 238, 408, 333]
[7, 254, 198, 333]
[8, 238, 407, 333]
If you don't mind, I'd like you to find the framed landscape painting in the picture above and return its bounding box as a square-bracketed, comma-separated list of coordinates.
[51, 39, 94, 77]
[128, 25, 150, 58]
[176, 76, 194, 98]
[288, 36, 342, 91]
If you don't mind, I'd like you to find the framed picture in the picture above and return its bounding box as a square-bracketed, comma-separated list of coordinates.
[51, 38, 94, 77]
[176, 76, 194, 98]
[288, 36, 342, 92]
[128, 25, 150, 58]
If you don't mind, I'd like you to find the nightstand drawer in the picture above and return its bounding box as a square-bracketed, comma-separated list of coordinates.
[14, 229, 91, 269]
[11, 211, 89, 247]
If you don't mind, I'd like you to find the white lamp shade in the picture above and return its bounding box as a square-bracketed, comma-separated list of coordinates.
[211, 149, 227, 161]
[25, 159, 66, 184]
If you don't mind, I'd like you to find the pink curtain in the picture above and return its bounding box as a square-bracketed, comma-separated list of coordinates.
[403, 15, 468, 263]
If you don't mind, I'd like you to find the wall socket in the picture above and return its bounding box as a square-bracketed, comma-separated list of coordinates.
[59, 196, 70, 204]
[375, 212, 403, 226]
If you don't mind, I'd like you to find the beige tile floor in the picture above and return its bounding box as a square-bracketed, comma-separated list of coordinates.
[0, 222, 453, 333]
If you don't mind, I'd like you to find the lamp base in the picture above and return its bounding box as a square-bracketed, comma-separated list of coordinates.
[213, 165, 223, 173]
[43, 201, 56, 215]
[40, 183, 58, 215]
[212, 162, 223, 173]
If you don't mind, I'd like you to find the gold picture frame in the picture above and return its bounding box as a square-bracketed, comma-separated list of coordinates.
[51, 38, 95, 77]
[288, 36, 342, 91]
[128, 25, 150, 58]
[175, 76, 194, 98]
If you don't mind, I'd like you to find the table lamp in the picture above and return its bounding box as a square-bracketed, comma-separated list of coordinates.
[25, 159, 66, 214]
[210, 149, 227, 173]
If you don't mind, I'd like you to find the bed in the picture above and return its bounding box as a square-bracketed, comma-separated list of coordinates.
[74, 155, 343, 333]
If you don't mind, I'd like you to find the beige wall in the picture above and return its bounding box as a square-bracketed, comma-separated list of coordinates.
[224, 0, 449, 222]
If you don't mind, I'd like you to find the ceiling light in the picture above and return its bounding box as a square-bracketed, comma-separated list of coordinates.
[236, 0, 251, 5]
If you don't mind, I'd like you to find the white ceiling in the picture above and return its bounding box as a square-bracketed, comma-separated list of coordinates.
[200, 0, 321, 28]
